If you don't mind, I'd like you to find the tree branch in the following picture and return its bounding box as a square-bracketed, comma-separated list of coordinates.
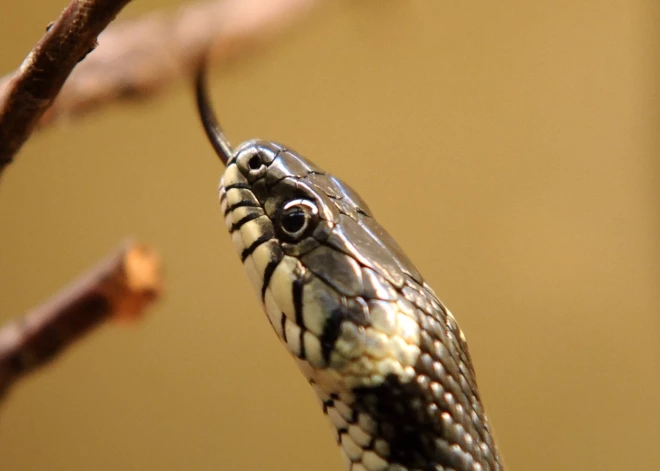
[0, 0, 134, 175]
[0, 0, 320, 404]
[0, 241, 161, 401]
[0, 0, 322, 178]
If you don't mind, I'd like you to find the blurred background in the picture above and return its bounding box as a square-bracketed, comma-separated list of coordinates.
[1, 1, 659, 470]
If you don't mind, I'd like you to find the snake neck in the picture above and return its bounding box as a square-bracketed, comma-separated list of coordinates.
[293, 277, 502, 471]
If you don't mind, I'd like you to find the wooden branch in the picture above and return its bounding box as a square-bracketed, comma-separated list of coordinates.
[0, 0, 322, 178]
[0, 242, 161, 401]
[0, 0, 320, 402]
[0, 0, 134, 176]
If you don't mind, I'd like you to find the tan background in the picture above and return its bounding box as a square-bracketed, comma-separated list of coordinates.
[1, 1, 659, 470]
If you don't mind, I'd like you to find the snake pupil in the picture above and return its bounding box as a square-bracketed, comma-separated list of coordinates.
[282, 210, 306, 234]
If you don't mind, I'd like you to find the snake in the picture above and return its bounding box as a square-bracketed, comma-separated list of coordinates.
[194, 64, 504, 471]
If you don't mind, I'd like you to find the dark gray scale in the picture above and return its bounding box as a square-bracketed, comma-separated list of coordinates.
[352, 374, 482, 470]
[301, 245, 364, 297]
[195, 63, 503, 471]
[325, 215, 408, 289]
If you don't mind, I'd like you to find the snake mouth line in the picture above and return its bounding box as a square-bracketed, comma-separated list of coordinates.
[223, 182, 252, 191]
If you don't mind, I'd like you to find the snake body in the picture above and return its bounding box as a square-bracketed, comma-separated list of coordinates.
[195, 66, 503, 471]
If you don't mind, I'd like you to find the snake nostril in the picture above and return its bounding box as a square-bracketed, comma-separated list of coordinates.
[248, 154, 262, 170]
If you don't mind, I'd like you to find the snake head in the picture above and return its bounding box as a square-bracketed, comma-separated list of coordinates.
[193, 62, 456, 395]
[219, 137, 443, 393]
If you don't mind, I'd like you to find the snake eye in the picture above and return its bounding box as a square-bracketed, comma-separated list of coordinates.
[277, 199, 318, 241]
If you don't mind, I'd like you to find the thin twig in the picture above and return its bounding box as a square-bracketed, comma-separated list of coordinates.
[0, 0, 322, 178]
[0, 241, 161, 401]
[0, 0, 134, 176]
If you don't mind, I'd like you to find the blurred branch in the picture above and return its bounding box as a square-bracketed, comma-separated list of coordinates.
[0, 0, 134, 176]
[0, 0, 320, 402]
[0, 0, 322, 177]
[0, 242, 161, 401]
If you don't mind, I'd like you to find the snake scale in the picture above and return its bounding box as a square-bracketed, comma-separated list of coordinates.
[195, 64, 503, 471]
